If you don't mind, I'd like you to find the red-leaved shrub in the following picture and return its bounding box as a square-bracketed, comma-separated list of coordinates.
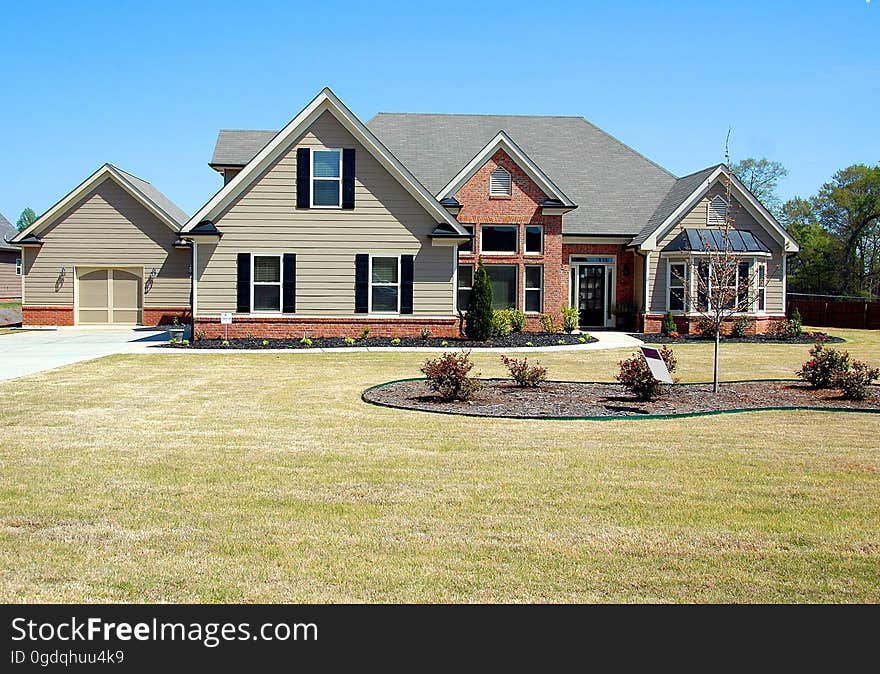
[500, 355, 547, 387]
[421, 352, 481, 400]
[616, 345, 678, 401]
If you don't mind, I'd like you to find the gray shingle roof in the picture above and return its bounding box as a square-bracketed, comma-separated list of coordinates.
[210, 130, 277, 167]
[0, 212, 18, 251]
[109, 164, 189, 227]
[630, 164, 721, 246]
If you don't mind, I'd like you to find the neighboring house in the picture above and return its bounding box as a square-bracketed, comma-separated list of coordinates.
[11, 164, 191, 326]
[0, 213, 22, 301]
[12, 88, 798, 334]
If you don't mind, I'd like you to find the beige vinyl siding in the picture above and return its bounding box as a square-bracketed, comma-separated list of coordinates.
[197, 111, 454, 316]
[0, 251, 21, 299]
[646, 183, 786, 315]
[22, 177, 189, 308]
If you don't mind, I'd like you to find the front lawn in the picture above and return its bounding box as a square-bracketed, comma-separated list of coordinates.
[0, 329, 878, 602]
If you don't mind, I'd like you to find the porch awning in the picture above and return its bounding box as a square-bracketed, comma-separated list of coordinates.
[662, 228, 770, 253]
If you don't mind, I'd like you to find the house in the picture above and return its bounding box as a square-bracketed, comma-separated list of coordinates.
[13, 88, 797, 334]
[0, 213, 22, 301]
[11, 164, 191, 326]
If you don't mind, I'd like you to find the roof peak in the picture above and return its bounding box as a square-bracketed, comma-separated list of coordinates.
[374, 111, 585, 120]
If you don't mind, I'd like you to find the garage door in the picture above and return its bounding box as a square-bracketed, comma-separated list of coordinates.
[77, 268, 142, 324]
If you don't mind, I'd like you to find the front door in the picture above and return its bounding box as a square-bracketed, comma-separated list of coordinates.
[578, 265, 605, 327]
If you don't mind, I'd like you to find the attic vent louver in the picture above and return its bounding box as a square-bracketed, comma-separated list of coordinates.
[708, 195, 728, 226]
[489, 167, 512, 197]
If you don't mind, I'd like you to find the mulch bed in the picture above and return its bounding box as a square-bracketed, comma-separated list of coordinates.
[629, 331, 843, 345]
[166, 332, 597, 350]
[363, 378, 880, 419]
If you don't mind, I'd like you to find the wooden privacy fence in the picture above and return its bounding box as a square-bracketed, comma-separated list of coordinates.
[787, 294, 880, 330]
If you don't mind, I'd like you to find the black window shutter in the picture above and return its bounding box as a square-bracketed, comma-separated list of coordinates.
[400, 254, 414, 314]
[283, 253, 297, 313]
[342, 149, 355, 209]
[296, 148, 310, 208]
[236, 253, 251, 313]
[355, 254, 369, 313]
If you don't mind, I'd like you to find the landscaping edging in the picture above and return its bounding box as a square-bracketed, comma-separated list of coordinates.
[629, 332, 844, 345]
[362, 378, 880, 420]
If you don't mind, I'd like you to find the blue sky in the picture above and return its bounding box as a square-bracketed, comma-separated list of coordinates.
[0, 0, 877, 222]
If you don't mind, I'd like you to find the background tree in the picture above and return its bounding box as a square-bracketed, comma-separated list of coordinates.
[16, 207, 37, 231]
[730, 157, 788, 217]
[780, 197, 842, 294]
[465, 259, 494, 341]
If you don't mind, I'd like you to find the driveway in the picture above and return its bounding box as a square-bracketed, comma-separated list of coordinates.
[0, 327, 168, 381]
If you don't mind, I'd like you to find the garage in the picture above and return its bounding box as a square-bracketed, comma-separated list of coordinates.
[76, 267, 142, 325]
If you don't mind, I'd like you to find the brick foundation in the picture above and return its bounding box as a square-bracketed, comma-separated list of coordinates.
[142, 307, 191, 327]
[192, 316, 460, 340]
[23, 305, 190, 327]
[642, 313, 786, 335]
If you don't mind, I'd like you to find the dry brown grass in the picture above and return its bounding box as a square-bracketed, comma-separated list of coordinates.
[0, 328, 878, 602]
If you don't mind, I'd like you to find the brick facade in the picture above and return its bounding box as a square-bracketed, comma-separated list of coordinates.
[22, 305, 190, 327]
[561, 242, 636, 328]
[142, 307, 191, 327]
[643, 313, 786, 335]
[193, 316, 459, 340]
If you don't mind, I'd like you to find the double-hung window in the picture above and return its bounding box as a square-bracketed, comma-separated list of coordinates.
[524, 265, 543, 313]
[15, 257, 22, 276]
[525, 225, 543, 254]
[252, 255, 282, 312]
[311, 149, 342, 207]
[457, 264, 473, 311]
[668, 261, 687, 312]
[370, 256, 400, 313]
[480, 225, 518, 254]
[485, 265, 517, 309]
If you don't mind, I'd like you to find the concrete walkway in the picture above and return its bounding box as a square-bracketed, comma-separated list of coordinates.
[0, 328, 643, 382]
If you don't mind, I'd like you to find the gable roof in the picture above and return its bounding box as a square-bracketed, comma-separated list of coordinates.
[184, 88, 468, 236]
[0, 212, 19, 252]
[11, 164, 187, 243]
[631, 163, 798, 252]
[436, 130, 576, 209]
[366, 113, 678, 237]
[210, 129, 277, 168]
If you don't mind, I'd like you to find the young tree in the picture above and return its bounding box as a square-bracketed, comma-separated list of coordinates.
[465, 258, 494, 341]
[16, 207, 37, 231]
[730, 157, 788, 217]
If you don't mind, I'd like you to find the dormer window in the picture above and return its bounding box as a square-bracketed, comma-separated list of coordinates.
[489, 167, 512, 197]
[708, 195, 728, 226]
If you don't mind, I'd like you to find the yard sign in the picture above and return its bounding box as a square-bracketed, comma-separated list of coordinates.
[220, 312, 232, 341]
[640, 346, 673, 384]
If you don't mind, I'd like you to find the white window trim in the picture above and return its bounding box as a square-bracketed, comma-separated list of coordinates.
[523, 265, 543, 314]
[15, 257, 22, 276]
[524, 225, 543, 255]
[666, 260, 687, 314]
[310, 147, 343, 209]
[368, 255, 401, 315]
[479, 224, 519, 255]
[707, 195, 728, 226]
[755, 261, 767, 314]
[489, 167, 512, 197]
[457, 263, 474, 312]
[458, 224, 475, 256]
[568, 254, 617, 329]
[250, 253, 283, 314]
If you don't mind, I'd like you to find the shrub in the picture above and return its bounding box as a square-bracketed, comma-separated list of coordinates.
[525, 341, 533, 347]
[391, 338, 401, 346]
[221, 340, 230, 347]
[556, 338, 566, 345]
[344, 336, 356, 346]
[180, 339, 189, 346]
[359, 327, 370, 339]
[732, 316, 750, 338]
[420, 326, 431, 339]
[695, 316, 716, 337]
[835, 361, 879, 400]
[465, 261, 494, 341]
[300, 336, 313, 347]
[490, 309, 513, 338]
[662, 311, 677, 336]
[561, 305, 579, 333]
[262, 339, 269, 346]
[578, 336, 586, 343]
[195, 330, 207, 341]
[668, 331, 680, 339]
[790, 307, 803, 336]
[539, 313, 558, 333]
[616, 345, 678, 401]
[507, 309, 527, 332]
[501, 355, 547, 387]
[421, 352, 481, 400]
[773, 318, 802, 339]
[440, 340, 448, 347]
[796, 342, 851, 389]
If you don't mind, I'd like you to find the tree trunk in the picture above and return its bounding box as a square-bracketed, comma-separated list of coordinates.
[713, 328, 720, 393]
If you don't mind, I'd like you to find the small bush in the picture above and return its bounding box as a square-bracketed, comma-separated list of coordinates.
[180, 339, 189, 346]
[420, 326, 431, 339]
[578, 336, 586, 344]
[835, 361, 879, 400]
[662, 311, 677, 336]
[359, 327, 370, 340]
[695, 316, 716, 337]
[221, 340, 230, 347]
[773, 318, 802, 339]
[668, 331, 680, 339]
[556, 338, 566, 345]
[501, 355, 547, 387]
[344, 336, 356, 346]
[539, 313, 558, 333]
[732, 316, 750, 338]
[490, 309, 513, 338]
[507, 309, 527, 332]
[391, 338, 401, 346]
[616, 345, 678, 401]
[796, 342, 850, 389]
[561, 305, 579, 333]
[421, 352, 481, 400]
[440, 340, 449, 347]
[790, 307, 803, 336]
[525, 341, 533, 347]
[300, 336, 313, 347]
[195, 330, 207, 341]
[262, 339, 269, 346]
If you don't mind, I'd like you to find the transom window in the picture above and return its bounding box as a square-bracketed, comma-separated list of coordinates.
[708, 195, 728, 226]
[252, 255, 282, 312]
[458, 224, 474, 254]
[457, 264, 473, 311]
[524, 265, 543, 313]
[489, 167, 512, 197]
[15, 257, 22, 276]
[311, 149, 342, 207]
[480, 225, 518, 254]
[370, 256, 400, 313]
[485, 265, 517, 309]
[668, 261, 687, 312]
[525, 225, 543, 254]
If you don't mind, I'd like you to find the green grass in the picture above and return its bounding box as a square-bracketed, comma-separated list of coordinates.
[0, 328, 878, 603]
[0, 301, 21, 310]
